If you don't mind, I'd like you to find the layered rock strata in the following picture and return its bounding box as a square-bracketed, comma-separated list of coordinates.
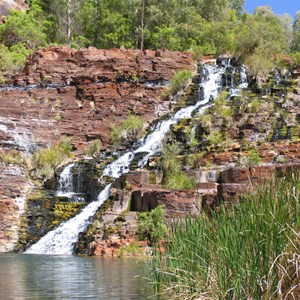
[0, 46, 195, 152]
[0, 46, 195, 252]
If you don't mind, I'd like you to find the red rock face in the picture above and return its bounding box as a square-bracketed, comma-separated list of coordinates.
[0, 46, 195, 152]
[0, 46, 195, 252]
[0, 163, 30, 252]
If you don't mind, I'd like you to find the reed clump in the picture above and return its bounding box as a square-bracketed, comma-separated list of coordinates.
[151, 172, 300, 299]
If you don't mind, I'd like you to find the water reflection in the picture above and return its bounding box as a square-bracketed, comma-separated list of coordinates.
[0, 254, 154, 299]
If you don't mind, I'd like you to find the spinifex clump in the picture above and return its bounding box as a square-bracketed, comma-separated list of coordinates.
[151, 172, 300, 300]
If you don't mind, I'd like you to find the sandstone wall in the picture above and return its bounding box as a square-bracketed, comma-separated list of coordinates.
[0, 46, 195, 252]
[0, 46, 195, 152]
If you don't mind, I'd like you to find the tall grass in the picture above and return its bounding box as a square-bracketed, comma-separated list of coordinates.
[151, 172, 300, 299]
[161, 141, 195, 190]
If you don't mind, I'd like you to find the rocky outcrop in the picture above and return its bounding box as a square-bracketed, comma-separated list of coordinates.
[0, 163, 31, 252]
[217, 162, 300, 202]
[0, 46, 195, 252]
[0, 46, 195, 153]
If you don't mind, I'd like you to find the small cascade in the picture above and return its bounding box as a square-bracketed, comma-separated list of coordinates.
[274, 69, 283, 85]
[25, 60, 248, 255]
[55, 163, 86, 202]
[216, 57, 248, 97]
[239, 66, 248, 88]
[0, 118, 35, 153]
[25, 184, 112, 255]
[57, 163, 75, 194]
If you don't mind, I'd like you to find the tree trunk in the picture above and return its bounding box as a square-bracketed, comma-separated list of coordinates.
[140, 0, 145, 51]
[67, 0, 72, 47]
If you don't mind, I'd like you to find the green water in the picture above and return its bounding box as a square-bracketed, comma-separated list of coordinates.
[0, 254, 156, 299]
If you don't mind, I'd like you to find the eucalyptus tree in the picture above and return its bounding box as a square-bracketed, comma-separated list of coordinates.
[292, 11, 300, 52]
[235, 7, 287, 80]
[279, 13, 294, 52]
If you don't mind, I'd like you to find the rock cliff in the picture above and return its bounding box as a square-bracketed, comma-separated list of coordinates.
[0, 46, 195, 252]
[1, 46, 195, 152]
[1, 46, 300, 255]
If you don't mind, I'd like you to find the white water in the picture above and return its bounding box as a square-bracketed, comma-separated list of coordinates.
[103, 64, 224, 178]
[55, 163, 76, 198]
[26, 184, 112, 255]
[25, 62, 247, 255]
[0, 118, 35, 153]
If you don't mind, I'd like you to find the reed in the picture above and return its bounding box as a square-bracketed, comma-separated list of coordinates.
[151, 172, 300, 299]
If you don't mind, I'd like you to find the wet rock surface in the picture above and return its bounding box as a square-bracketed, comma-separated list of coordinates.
[0, 46, 195, 252]
[0, 163, 30, 252]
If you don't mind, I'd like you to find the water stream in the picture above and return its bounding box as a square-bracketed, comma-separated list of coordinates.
[25, 61, 247, 255]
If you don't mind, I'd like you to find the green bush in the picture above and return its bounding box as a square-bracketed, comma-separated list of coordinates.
[137, 205, 167, 245]
[0, 150, 29, 167]
[151, 173, 300, 299]
[119, 242, 143, 257]
[168, 70, 192, 95]
[251, 98, 261, 113]
[0, 43, 30, 77]
[247, 148, 262, 165]
[110, 114, 145, 146]
[33, 136, 73, 179]
[204, 130, 224, 147]
[84, 139, 102, 157]
[0, 7, 47, 50]
[161, 142, 196, 189]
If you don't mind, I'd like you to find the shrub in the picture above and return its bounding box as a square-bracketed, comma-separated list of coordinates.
[137, 205, 167, 245]
[161, 141, 196, 189]
[119, 242, 143, 257]
[199, 114, 212, 127]
[168, 70, 192, 95]
[0, 43, 30, 76]
[84, 139, 102, 157]
[110, 114, 145, 146]
[247, 148, 262, 165]
[0, 150, 30, 167]
[214, 91, 232, 118]
[251, 98, 261, 113]
[204, 130, 224, 147]
[33, 136, 73, 179]
[185, 152, 205, 169]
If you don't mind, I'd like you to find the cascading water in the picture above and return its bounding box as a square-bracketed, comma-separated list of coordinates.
[0, 118, 35, 153]
[55, 163, 75, 198]
[26, 184, 112, 255]
[25, 61, 248, 255]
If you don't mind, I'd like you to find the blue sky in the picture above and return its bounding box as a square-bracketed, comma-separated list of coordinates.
[244, 1, 299, 17]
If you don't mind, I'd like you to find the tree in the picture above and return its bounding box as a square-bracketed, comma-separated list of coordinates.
[0, 3, 47, 49]
[292, 11, 300, 52]
[39, 0, 84, 46]
[235, 8, 287, 78]
[279, 14, 294, 52]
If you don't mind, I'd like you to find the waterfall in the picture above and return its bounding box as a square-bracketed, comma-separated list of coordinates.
[25, 184, 112, 255]
[25, 61, 247, 255]
[55, 163, 75, 198]
[55, 163, 86, 202]
[0, 118, 35, 153]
